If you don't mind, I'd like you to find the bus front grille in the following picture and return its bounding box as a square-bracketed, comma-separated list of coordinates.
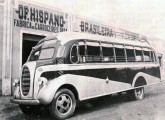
[21, 67, 31, 96]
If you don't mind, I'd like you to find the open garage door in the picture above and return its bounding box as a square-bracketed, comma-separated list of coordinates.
[22, 33, 45, 65]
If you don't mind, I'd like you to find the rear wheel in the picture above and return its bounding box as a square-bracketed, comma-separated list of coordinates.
[134, 87, 144, 100]
[50, 89, 76, 120]
[127, 87, 144, 100]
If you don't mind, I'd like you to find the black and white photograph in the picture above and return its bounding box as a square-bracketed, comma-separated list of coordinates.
[0, 0, 165, 120]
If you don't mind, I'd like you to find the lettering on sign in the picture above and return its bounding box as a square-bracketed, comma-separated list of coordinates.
[14, 4, 67, 33]
[80, 21, 114, 37]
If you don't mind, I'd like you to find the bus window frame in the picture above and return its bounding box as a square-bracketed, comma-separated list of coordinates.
[134, 46, 144, 62]
[70, 44, 79, 64]
[100, 42, 115, 63]
[78, 40, 86, 63]
[125, 45, 136, 62]
[85, 40, 102, 63]
[153, 51, 158, 63]
[73, 39, 157, 64]
[114, 44, 126, 62]
[124, 44, 128, 62]
[142, 47, 151, 62]
[150, 50, 154, 62]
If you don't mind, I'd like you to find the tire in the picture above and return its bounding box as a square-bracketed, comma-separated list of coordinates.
[19, 105, 40, 115]
[127, 87, 144, 100]
[50, 89, 76, 120]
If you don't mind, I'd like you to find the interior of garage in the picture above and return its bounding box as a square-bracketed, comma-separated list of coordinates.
[22, 33, 45, 65]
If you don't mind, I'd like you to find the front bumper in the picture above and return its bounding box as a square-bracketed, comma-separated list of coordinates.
[10, 99, 40, 105]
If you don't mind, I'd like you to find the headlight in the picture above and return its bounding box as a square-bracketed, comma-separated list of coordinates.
[38, 77, 48, 86]
[13, 79, 20, 87]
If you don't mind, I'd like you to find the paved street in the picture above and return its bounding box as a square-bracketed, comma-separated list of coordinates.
[0, 80, 165, 120]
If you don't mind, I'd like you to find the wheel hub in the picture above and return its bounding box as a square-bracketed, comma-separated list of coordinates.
[135, 88, 143, 99]
[56, 94, 72, 115]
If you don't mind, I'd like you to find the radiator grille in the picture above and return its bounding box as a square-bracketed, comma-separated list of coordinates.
[21, 67, 30, 96]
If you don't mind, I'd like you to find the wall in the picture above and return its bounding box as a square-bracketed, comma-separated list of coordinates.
[0, 1, 4, 94]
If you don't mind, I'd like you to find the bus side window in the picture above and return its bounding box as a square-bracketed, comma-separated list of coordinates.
[143, 48, 151, 62]
[125, 46, 135, 62]
[102, 43, 115, 62]
[135, 47, 143, 62]
[70, 44, 79, 64]
[78, 41, 86, 63]
[86, 41, 102, 63]
[114, 44, 126, 62]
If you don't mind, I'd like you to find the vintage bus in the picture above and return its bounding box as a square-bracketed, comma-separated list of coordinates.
[11, 32, 161, 120]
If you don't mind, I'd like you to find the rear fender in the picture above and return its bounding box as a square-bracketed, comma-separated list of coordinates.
[132, 72, 160, 87]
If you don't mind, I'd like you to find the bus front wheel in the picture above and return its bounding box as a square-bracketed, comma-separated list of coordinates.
[50, 89, 76, 120]
[127, 87, 144, 100]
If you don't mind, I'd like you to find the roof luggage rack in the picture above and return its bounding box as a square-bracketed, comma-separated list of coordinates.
[95, 28, 149, 44]
[82, 29, 150, 44]
[117, 29, 149, 44]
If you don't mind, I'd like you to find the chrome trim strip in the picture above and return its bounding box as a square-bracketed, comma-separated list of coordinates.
[10, 99, 40, 105]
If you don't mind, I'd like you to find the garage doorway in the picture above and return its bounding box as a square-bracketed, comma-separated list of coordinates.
[22, 33, 45, 65]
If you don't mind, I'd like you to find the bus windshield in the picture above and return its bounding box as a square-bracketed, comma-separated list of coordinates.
[28, 39, 58, 61]
[39, 48, 55, 60]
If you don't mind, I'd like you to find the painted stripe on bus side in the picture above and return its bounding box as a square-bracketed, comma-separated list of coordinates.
[37, 62, 159, 72]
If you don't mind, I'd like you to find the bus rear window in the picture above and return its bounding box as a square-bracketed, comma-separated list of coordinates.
[39, 48, 55, 60]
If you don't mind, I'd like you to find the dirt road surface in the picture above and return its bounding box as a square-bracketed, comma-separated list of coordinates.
[1, 81, 165, 120]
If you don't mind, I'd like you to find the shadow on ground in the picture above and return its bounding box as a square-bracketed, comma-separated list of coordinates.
[7, 82, 165, 120]
[7, 92, 153, 120]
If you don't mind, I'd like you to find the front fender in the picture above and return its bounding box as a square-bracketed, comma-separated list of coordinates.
[36, 74, 90, 104]
[36, 78, 64, 105]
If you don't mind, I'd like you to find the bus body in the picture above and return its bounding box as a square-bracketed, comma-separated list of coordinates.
[11, 32, 161, 119]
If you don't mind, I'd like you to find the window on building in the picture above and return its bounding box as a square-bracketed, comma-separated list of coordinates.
[125, 46, 135, 62]
[102, 43, 115, 62]
[135, 47, 143, 62]
[114, 44, 126, 62]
